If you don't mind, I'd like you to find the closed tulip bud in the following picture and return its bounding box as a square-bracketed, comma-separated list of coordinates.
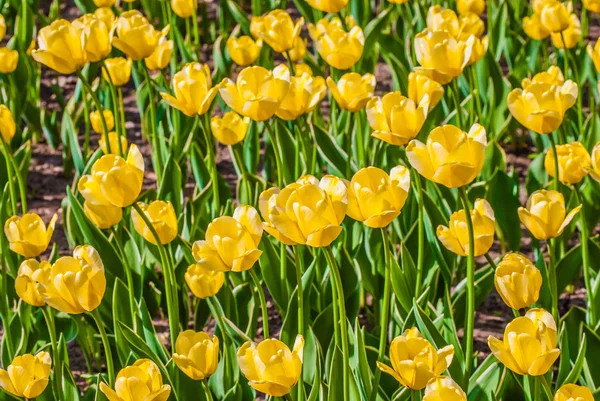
[326, 72, 375, 112]
[193, 205, 263, 272]
[32, 20, 86, 74]
[309, 17, 364, 70]
[551, 14, 581, 48]
[0, 14, 5, 39]
[494, 253, 542, 310]
[94, 7, 116, 31]
[0, 104, 16, 142]
[458, 0, 486, 15]
[377, 328, 454, 390]
[409, 72, 444, 109]
[407, 124, 487, 188]
[554, 384, 594, 401]
[288, 37, 307, 62]
[4, 213, 58, 258]
[162, 63, 218, 117]
[210, 112, 250, 145]
[0, 352, 52, 399]
[15, 259, 50, 306]
[102, 57, 132, 86]
[276, 73, 327, 120]
[589, 142, 600, 183]
[219, 64, 290, 121]
[173, 331, 219, 380]
[90, 109, 115, 134]
[427, 6, 460, 37]
[305, 0, 348, 13]
[112, 11, 168, 60]
[171, 0, 198, 18]
[347, 166, 410, 228]
[437, 199, 495, 256]
[0, 48, 18, 74]
[84, 201, 123, 229]
[588, 41, 600, 72]
[583, 0, 600, 12]
[100, 359, 171, 401]
[37, 245, 106, 314]
[423, 376, 467, 401]
[523, 14, 551, 39]
[295, 63, 312, 76]
[73, 15, 112, 63]
[78, 145, 144, 207]
[518, 190, 581, 240]
[544, 141, 590, 184]
[414, 30, 474, 84]
[99, 131, 127, 155]
[488, 308, 559, 376]
[132, 201, 178, 245]
[185, 263, 225, 299]
[251, 10, 303, 54]
[540, 1, 570, 32]
[226, 36, 262, 66]
[238, 335, 304, 397]
[145, 37, 173, 70]
[93, 0, 115, 5]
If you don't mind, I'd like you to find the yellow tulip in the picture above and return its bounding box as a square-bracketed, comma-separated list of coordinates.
[161, 63, 218, 117]
[522, 65, 569, 91]
[171, 0, 198, 18]
[377, 328, 454, 390]
[457, 0, 486, 15]
[112, 11, 168, 60]
[309, 16, 364, 70]
[238, 335, 304, 397]
[37, 245, 106, 314]
[488, 308, 560, 376]
[251, 10, 303, 54]
[145, 37, 173, 70]
[406, 124, 487, 188]
[259, 175, 347, 247]
[78, 145, 145, 208]
[423, 376, 467, 401]
[583, 0, 600, 13]
[554, 384, 594, 401]
[467, 35, 488, 65]
[102, 57, 132, 86]
[94, 7, 116, 31]
[0, 352, 52, 399]
[518, 190, 581, 240]
[99, 131, 128, 155]
[540, 1, 570, 33]
[32, 20, 86, 74]
[305, 0, 348, 13]
[210, 112, 250, 145]
[173, 331, 219, 380]
[295, 63, 313, 76]
[219, 65, 290, 121]
[459, 12, 485, 37]
[551, 14, 581, 49]
[185, 263, 225, 299]
[523, 14, 551, 40]
[93, 0, 115, 5]
[414, 29, 474, 84]
[494, 253, 543, 310]
[73, 14, 112, 63]
[192, 205, 263, 272]
[15, 259, 50, 306]
[4, 213, 58, 258]
[588, 40, 600, 72]
[276, 73, 327, 120]
[83, 201, 123, 229]
[346, 166, 410, 228]
[90, 109, 115, 134]
[427, 6, 460, 37]
[437, 199, 495, 256]
[0, 14, 5, 39]
[100, 359, 171, 401]
[0, 48, 18, 74]
[288, 37, 307, 62]
[544, 141, 590, 184]
[226, 36, 262, 66]
[326, 72, 375, 112]
[0, 104, 16, 142]
[588, 142, 600, 183]
[408, 72, 444, 109]
[132, 201, 178, 245]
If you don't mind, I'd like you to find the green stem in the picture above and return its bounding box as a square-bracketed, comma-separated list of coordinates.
[141, 64, 162, 181]
[470, 66, 483, 119]
[82, 88, 91, 155]
[265, 122, 285, 187]
[574, 186, 596, 325]
[411, 389, 420, 401]
[76, 70, 111, 154]
[413, 169, 425, 298]
[538, 375, 554, 401]
[200, 114, 221, 216]
[107, 80, 124, 157]
[191, 9, 201, 50]
[1, 140, 17, 215]
[249, 269, 270, 338]
[548, 132, 560, 191]
[293, 246, 306, 401]
[41, 307, 62, 400]
[484, 253, 497, 269]
[546, 239, 559, 324]
[0, 264, 13, 359]
[202, 378, 214, 401]
[91, 309, 115, 385]
[285, 52, 296, 76]
[451, 79, 463, 129]
[118, 88, 127, 142]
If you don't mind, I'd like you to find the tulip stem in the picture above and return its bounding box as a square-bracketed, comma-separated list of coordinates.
[560, 31, 569, 79]
[538, 375, 554, 401]
[0, 139, 17, 215]
[91, 309, 115, 385]
[82, 88, 91, 155]
[546, 239, 559, 324]
[413, 169, 425, 298]
[293, 246, 305, 337]
[118, 88, 127, 143]
[548, 133, 560, 191]
[141, 64, 162, 181]
[265, 121, 285, 187]
[106, 78, 124, 157]
[41, 307, 62, 401]
[484, 253, 497, 269]
[191, 9, 201, 50]
[285, 52, 296, 76]
[202, 379, 214, 401]
[451, 79, 463, 129]
[411, 390, 420, 401]
[76, 70, 112, 154]
[249, 269, 270, 339]
[574, 186, 596, 325]
[200, 114, 222, 216]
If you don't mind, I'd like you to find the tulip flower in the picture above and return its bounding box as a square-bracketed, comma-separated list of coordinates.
[295, 63, 313, 76]
[102, 57, 132, 86]
[238, 335, 304, 397]
[90, 110, 115, 134]
[309, 16, 364, 70]
[83, 201, 123, 229]
[408, 72, 444, 109]
[100, 359, 171, 401]
[171, 0, 198, 18]
[544, 141, 590, 184]
[32, 20, 86, 74]
[467, 35, 488, 65]
[427, 6, 460, 37]
[251, 10, 303, 54]
[459, 12, 485, 37]
[377, 328, 454, 390]
[37, 245, 106, 314]
[0, 14, 5, 39]
[226, 36, 262, 66]
[0, 352, 52, 399]
[192, 205, 263, 272]
[494, 253, 542, 310]
[73, 14, 112, 63]
[210, 112, 250, 145]
[93, 0, 115, 5]
[99, 131, 128, 155]
[94, 7, 115, 31]
[132, 201, 178, 245]
[436, 199, 495, 256]
[305, 0, 348, 13]
[288, 37, 307, 62]
[423, 376, 467, 401]
[554, 384, 594, 401]
[457, 0, 486, 15]
[185, 263, 225, 299]
[551, 14, 581, 49]
[326, 72, 375, 112]
[523, 14, 551, 39]
[488, 308, 560, 376]
[219, 65, 290, 121]
[15, 259, 50, 306]
[259, 175, 347, 247]
[0, 48, 18, 74]
[4, 213, 58, 258]
[518, 190, 581, 240]
[346, 166, 410, 227]
[112, 11, 168, 60]
[0, 104, 16, 142]
[407, 124, 487, 188]
[161, 63, 218, 117]
[276, 73, 327, 120]
[173, 331, 219, 380]
[540, 1, 570, 33]
[583, 0, 600, 12]
[589, 142, 600, 183]
[145, 37, 173, 70]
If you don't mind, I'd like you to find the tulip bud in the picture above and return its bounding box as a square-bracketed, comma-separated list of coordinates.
[0, 14, 5, 39]
[305, 0, 348, 13]
[326, 72, 375, 112]
[309, 17, 364, 70]
[488, 308, 560, 376]
[99, 131, 128, 155]
[173, 331, 219, 380]
[94, 7, 116, 31]
[518, 190, 581, 240]
[145, 37, 173, 70]
[73, 14, 112, 63]
[551, 14, 581, 49]
[226, 36, 262, 66]
[185, 263, 225, 299]
[0, 48, 18, 74]
[132, 201, 178, 245]
[102, 57, 132, 86]
[251, 10, 303, 54]
[0, 104, 16, 142]
[32, 20, 86, 74]
[423, 376, 467, 401]
[437, 199, 495, 256]
[171, 0, 198, 18]
[457, 0, 486, 15]
[238, 335, 304, 396]
[219, 65, 290, 121]
[523, 14, 552, 39]
[377, 328, 454, 390]
[540, 1, 570, 33]
[494, 253, 542, 310]
[408, 72, 444, 109]
[0, 352, 52, 399]
[100, 359, 171, 401]
[93, 0, 115, 5]
[210, 112, 250, 145]
[4, 213, 58, 258]
[15, 259, 50, 306]
[588, 41, 600, 72]
[276, 73, 327, 120]
[544, 141, 590, 184]
[583, 0, 600, 12]
[112, 11, 169, 60]
[407, 124, 487, 188]
[90, 110, 115, 134]
[554, 384, 594, 401]
[161, 63, 218, 117]
[84, 201, 123, 229]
